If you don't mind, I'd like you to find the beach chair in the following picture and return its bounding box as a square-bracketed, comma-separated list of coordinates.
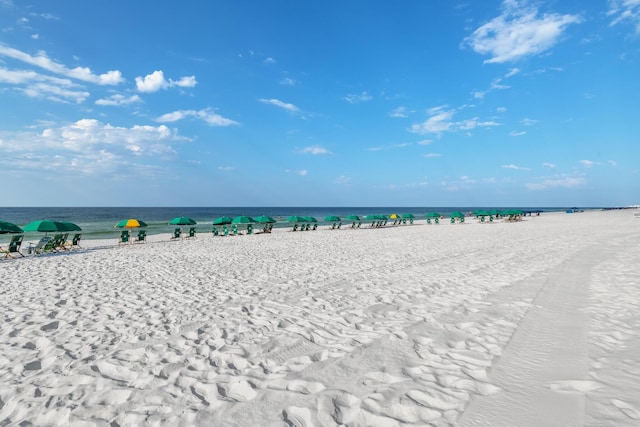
[186, 227, 196, 239]
[231, 224, 239, 235]
[66, 233, 82, 250]
[55, 233, 69, 251]
[356, 222, 361, 228]
[118, 230, 130, 245]
[222, 225, 229, 236]
[246, 224, 253, 235]
[337, 222, 342, 229]
[135, 230, 147, 243]
[312, 223, 318, 230]
[292, 224, 299, 232]
[1, 234, 25, 259]
[34, 236, 55, 254]
[212, 226, 219, 236]
[171, 228, 181, 240]
[268, 224, 274, 232]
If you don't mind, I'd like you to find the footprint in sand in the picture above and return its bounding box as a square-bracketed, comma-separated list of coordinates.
[547, 380, 602, 393]
[611, 399, 640, 420]
[217, 379, 257, 401]
[283, 406, 318, 427]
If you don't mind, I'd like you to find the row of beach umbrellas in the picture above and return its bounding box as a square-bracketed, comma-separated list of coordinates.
[1, 210, 526, 236]
[0, 219, 82, 236]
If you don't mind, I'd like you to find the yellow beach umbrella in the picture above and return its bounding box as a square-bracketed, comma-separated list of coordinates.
[115, 218, 148, 228]
[389, 213, 399, 219]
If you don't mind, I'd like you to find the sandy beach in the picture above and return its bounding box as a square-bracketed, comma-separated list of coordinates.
[1, 209, 639, 426]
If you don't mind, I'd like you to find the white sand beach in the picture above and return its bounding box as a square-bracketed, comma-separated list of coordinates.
[1, 209, 639, 426]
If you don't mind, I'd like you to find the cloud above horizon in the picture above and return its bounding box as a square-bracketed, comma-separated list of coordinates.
[259, 98, 301, 114]
[410, 106, 500, 135]
[464, 0, 582, 63]
[135, 70, 197, 93]
[608, 0, 640, 33]
[0, 43, 124, 85]
[155, 109, 239, 127]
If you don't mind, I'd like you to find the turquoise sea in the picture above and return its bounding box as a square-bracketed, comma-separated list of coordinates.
[0, 206, 575, 242]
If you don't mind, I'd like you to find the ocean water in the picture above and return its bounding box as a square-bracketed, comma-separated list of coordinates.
[0, 206, 568, 242]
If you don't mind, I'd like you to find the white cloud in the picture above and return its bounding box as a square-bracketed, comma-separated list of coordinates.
[0, 67, 90, 103]
[542, 162, 556, 168]
[410, 106, 500, 135]
[525, 175, 586, 190]
[264, 57, 276, 64]
[0, 119, 187, 176]
[95, 94, 142, 106]
[497, 107, 507, 113]
[411, 108, 455, 134]
[135, 71, 165, 92]
[424, 153, 442, 158]
[509, 130, 526, 136]
[155, 109, 239, 127]
[608, 160, 618, 166]
[218, 166, 235, 171]
[31, 33, 38, 40]
[22, 82, 90, 104]
[464, 0, 582, 63]
[472, 90, 486, 99]
[521, 117, 538, 125]
[417, 139, 433, 145]
[505, 67, 520, 77]
[0, 43, 124, 85]
[135, 70, 197, 93]
[259, 98, 301, 113]
[280, 77, 297, 86]
[333, 175, 351, 184]
[502, 163, 531, 171]
[285, 169, 308, 176]
[344, 91, 373, 104]
[172, 75, 197, 88]
[389, 106, 408, 118]
[608, 0, 640, 33]
[580, 159, 596, 168]
[300, 145, 332, 155]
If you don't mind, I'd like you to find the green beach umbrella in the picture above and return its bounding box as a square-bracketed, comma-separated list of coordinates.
[450, 211, 465, 218]
[365, 214, 381, 220]
[24, 219, 79, 236]
[231, 215, 256, 224]
[303, 216, 317, 222]
[24, 219, 72, 233]
[401, 213, 415, 219]
[213, 216, 233, 225]
[426, 212, 441, 218]
[115, 218, 148, 228]
[287, 216, 307, 223]
[60, 221, 82, 231]
[0, 220, 23, 234]
[345, 215, 360, 221]
[254, 215, 276, 223]
[324, 215, 341, 222]
[169, 216, 197, 225]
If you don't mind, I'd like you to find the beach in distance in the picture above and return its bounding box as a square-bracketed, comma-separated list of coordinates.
[1, 209, 639, 426]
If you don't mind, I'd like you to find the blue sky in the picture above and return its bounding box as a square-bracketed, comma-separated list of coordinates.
[0, 0, 638, 207]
